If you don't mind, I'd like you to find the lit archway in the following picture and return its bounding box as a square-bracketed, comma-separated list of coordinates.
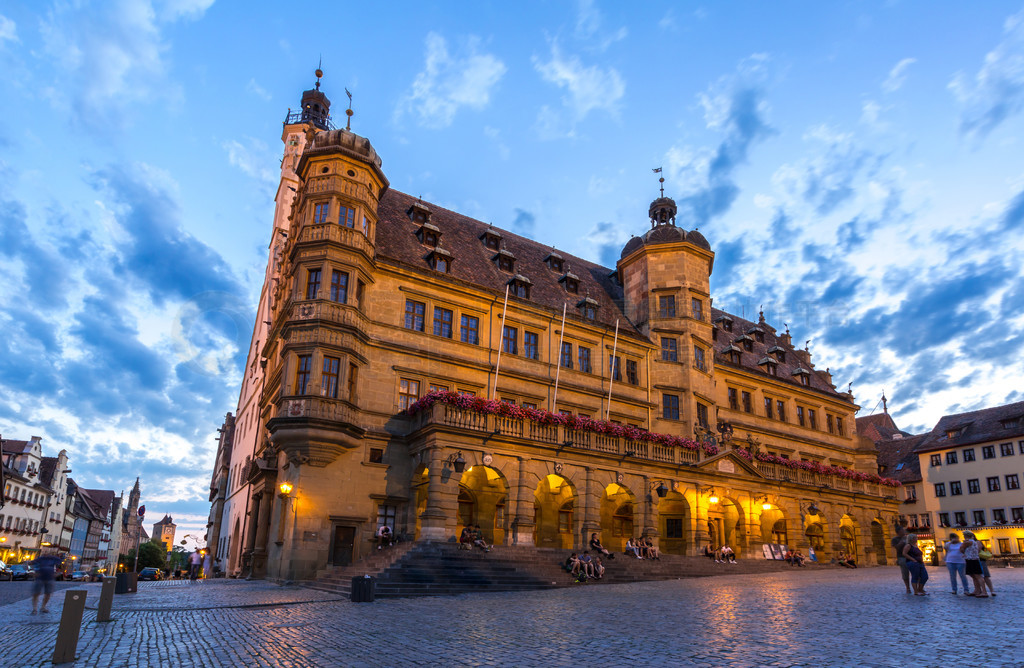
[707, 494, 746, 557]
[533, 474, 576, 549]
[600, 483, 638, 552]
[458, 465, 510, 545]
[657, 491, 690, 555]
[412, 464, 428, 540]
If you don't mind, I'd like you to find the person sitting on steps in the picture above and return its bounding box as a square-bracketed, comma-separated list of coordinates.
[589, 532, 614, 559]
[625, 537, 643, 559]
[703, 543, 716, 560]
[376, 524, 392, 550]
[564, 553, 579, 573]
[459, 526, 474, 550]
[643, 536, 661, 560]
[471, 524, 491, 552]
[720, 544, 737, 563]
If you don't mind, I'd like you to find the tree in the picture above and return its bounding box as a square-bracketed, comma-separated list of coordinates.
[135, 540, 167, 570]
[167, 546, 189, 572]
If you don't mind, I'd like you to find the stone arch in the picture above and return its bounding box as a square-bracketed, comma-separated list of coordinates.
[707, 492, 747, 557]
[870, 518, 889, 565]
[804, 511, 829, 559]
[657, 490, 690, 555]
[458, 465, 510, 545]
[533, 474, 577, 549]
[599, 483, 638, 552]
[840, 514, 859, 560]
[760, 507, 788, 546]
[229, 517, 241, 575]
[411, 463, 429, 540]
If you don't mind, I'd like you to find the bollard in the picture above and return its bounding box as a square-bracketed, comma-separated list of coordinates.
[97, 577, 116, 622]
[52, 589, 87, 664]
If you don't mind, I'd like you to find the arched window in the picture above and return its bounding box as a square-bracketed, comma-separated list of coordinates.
[805, 523, 825, 551]
[771, 519, 788, 545]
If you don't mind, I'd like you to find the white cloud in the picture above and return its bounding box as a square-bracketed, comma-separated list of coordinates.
[157, 0, 215, 21]
[949, 7, 1024, 138]
[0, 15, 18, 43]
[533, 42, 625, 137]
[223, 138, 277, 187]
[395, 32, 506, 129]
[882, 57, 916, 93]
[575, 0, 627, 51]
[246, 78, 271, 101]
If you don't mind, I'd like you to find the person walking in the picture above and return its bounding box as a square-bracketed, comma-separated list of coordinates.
[943, 533, 970, 595]
[960, 531, 989, 598]
[202, 551, 213, 580]
[891, 525, 911, 594]
[188, 549, 202, 582]
[30, 551, 63, 615]
[902, 533, 929, 595]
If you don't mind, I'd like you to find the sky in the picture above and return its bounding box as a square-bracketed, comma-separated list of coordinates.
[1, 1, 1023, 541]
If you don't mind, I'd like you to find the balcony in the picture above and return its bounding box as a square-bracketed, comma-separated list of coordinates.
[266, 396, 366, 467]
[293, 222, 374, 260]
[282, 298, 366, 331]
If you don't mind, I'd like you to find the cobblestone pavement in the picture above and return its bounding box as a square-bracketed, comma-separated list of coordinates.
[1, 567, 1022, 667]
[0, 580, 94, 608]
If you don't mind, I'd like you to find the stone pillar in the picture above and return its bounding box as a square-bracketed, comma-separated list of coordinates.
[250, 489, 273, 578]
[419, 446, 448, 541]
[692, 491, 710, 556]
[745, 496, 764, 559]
[641, 475, 657, 541]
[580, 467, 600, 546]
[511, 457, 535, 546]
[242, 491, 261, 577]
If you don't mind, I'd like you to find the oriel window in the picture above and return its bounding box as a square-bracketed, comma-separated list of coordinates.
[306, 268, 321, 300]
[313, 202, 330, 224]
[330, 270, 348, 303]
[295, 355, 312, 395]
[321, 357, 340, 399]
[339, 205, 355, 228]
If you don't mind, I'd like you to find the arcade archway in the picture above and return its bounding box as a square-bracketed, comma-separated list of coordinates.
[533, 474, 576, 549]
[658, 491, 690, 555]
[707, 495, 746, 557]
[458, 465, 509, 545]
[600, 483, 638, 552]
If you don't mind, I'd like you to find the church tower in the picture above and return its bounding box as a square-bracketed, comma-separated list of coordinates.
[119, 477, 141, 556]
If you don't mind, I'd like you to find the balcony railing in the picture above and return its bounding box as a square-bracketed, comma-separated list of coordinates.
[294, 222, 374, 259]
[414, 402, 889, 496]
[274, 396, 357, 425]
[283, 298, 365, 330]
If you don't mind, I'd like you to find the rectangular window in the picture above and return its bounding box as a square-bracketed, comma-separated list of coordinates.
[295, 355, 312, 395]
[578, 347, 592, 373]
[626, 359, 638, 385]
[954, 511, 966, 526]
[827, 414, 834, 434]
[524, 331, 539, 360]
[368, 447, 384, 464]
[502, 326, 518, 355]
[662, 394, 680, 420]
[661, 337, 677, 362]
[728, 388, 738, 410]
[972, 510, 986, 525]
[934, 483, 946, 497]
[691, 297, 703, 321]
[776, 400, 786, 422]
[836, 417, 844, 436]
[560, 342, 573, 369]
[930, 454, 941, 467]
[983, 445, 995, 459]
[938, 512, 950, 527]
[1012, 507, 1023, 523]
[764, 397, 774, 419]
[306, 268, 321, 300]
[994, 510, 1007, 525]
[1000, 442, 1014, 456]
[330, 270, 348, 303]
[906, 485, 917, 500]
[797, 406, 805, 426]
[433, 307, 453, 338]
[742, 391, 752, 414]
[321, 356, 340, 399]
[696, 402, 709, 429]
[1007, 474, 1020, 490]
[946, 451, 958, 465]
[665, 518, 683, 539]
[313, 202, 329, 224]
[1020, 440, 1024, 455]
[377, 504, 397, 530]
[429, 383, 449, 393]
[522, 402, 537, 410]
[658, 295, 676, 318]
[968, 479, 981, 494]
[693, 346, 706, 372]
[338, 205, 355, 228]
[460, 315, 479, 344]
[963, 448, 976, 462]
[987, 476, 1001, 492]
[950, 481, 962, 495]
[398, 378, 419, 411]
[808, 409, 817, 430]
[609, 356, 621, 381]
[347, 363, 358, 401]
[404, 300, 425, 331]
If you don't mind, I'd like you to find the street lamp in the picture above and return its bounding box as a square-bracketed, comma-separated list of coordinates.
[278, 481, 294, 497]
[756, 494, 772, 511]
[699, 486, 719, 504]
[443, 451, 466, 474]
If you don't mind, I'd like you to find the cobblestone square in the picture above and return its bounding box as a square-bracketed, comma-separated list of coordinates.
[1, 567, 1021, 667]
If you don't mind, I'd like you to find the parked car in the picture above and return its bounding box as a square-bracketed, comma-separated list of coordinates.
[0, 561, 12, 581]
[138, 567, 162, 581]
[9, 564, 32, 581]
[71, 570, 90, 581]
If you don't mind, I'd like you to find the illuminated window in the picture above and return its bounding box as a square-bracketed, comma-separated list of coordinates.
[398, 378, 420, 411]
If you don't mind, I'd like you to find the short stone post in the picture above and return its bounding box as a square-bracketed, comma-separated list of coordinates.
[52, 589, 87, 664]
[97, 576, 116, 622]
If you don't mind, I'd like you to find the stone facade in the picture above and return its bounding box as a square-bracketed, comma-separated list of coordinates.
[208, 73, 901, 582]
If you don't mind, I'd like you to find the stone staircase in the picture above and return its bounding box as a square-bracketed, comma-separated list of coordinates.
[305, 542, 821, 599]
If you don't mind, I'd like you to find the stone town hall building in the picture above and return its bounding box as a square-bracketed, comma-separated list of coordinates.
[206, 72, 900, 581]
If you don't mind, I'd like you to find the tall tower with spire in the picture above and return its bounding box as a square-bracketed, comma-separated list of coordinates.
[119, 477, 142, 556]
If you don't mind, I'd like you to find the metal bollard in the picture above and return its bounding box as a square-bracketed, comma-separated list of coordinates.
[97, 577, 116, 622]
[52, 589, 87, 664]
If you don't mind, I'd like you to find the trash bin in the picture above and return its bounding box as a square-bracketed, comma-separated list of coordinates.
[350, 575, 375, 602]
[115, 572, 138, 594]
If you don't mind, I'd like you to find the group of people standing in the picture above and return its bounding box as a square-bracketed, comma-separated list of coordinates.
[893, 525, 997, 597]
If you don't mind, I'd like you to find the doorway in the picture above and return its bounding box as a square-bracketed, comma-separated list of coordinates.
[331, 525, 356, 566]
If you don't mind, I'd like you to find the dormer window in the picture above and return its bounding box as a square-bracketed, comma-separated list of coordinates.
[748, 327, 765, 343]
[715, 315, 733, 332]
[558, 271, 580, 294]
[495, 249, 516, 273]
[578, 297, 599, 321]
[758, 357, 778, 376]
[544, 252, 564, 273]
[408, 200, 432, 224]
[712, 328, 718, 341]
[416, 223, 441, 247]
[428, 248, 452, 274]
[722, 344, 742, 365]
[509, 275, 532, 299]
[481, 227, 502, 250]
[1000, 417, 1021, 429]
[792, 368, 811, 386]
[946, 429, 961, 440]
[768, 345, 786, 363]
[736, 334, 754, 352]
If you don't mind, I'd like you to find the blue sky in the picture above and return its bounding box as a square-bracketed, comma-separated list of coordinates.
[2, 1, 1023, 538]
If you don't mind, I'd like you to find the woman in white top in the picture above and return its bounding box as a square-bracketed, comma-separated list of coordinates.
[959, 531, 988, 598]
[943, 533, 970, 595]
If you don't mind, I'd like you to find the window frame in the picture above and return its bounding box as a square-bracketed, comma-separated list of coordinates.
[658, 295, 676, 318]
[306, 268, 322, 300]
[404, 299, 425, 331]
[330, 270, 348, 303]
[560, 342, 573, 369]
[433, 306, 454, 339]
[313, 201, 330, 224]
[502, 325, 518, 355]
[934, 482, 946, 497]
[295, 354, 312, 395]
[987, 476, 1001, 492]
[460, 314, 480, 345]
[578, 347, 592, 373]
[321, 356, 340, 399]
[398, 378, 420, 411]
[523, 330, 539, 360]
[662, 393, 680, 420]
[661, 337, 678, 362]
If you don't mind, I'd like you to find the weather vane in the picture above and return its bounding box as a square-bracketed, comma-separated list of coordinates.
[345, 88, 354, 130]
[652, 167, 664, 197]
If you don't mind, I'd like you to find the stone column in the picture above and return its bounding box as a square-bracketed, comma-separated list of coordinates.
[242, 491, 261, 577]
[642, 475, 657, 542]
[745, 496, 764, 559]
[419, 446, 449, 541]
[511, 457, 535, 546]
[250, 489, 273, 578]
[580, 466, 600, 546]
[692, 489, 710, 556]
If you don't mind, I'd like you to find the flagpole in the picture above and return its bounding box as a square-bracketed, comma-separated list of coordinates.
[606, 319, 620, 420]
[491, 284, 511, 401]
[552, 303, 567, 410]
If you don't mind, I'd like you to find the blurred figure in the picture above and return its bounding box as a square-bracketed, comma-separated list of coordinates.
[31, 551, 62, 615]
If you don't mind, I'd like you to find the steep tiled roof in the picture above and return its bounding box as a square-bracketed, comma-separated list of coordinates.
[856, 412, 904, 443]
[710, 308, 848, 400]
[875, 433, 926, 484]
[376, 190, 647, 342]
[914, 400, 1024, 453]
[0, 439, 31, 454]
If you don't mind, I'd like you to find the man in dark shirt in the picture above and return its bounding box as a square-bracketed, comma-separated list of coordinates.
[891, 525, 911, 594]
[31, 551, 63, 614]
